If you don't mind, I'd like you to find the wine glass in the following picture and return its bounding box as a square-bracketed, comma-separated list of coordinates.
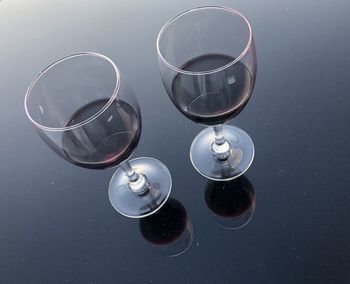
[24, 52, 172, 218]
[204, 175, 255, 229]
[157, 6, 257, 180]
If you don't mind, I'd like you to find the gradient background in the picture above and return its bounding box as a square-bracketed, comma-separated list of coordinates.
[0, 0, 349, 283]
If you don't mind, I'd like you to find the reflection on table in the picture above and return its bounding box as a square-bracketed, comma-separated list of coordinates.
[204, 175, 255, 229]
[139, 198, 193, 257]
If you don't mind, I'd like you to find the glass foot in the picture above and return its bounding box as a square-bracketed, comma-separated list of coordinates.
[108, 157, 172, 218]
[190, 125, 254, 181]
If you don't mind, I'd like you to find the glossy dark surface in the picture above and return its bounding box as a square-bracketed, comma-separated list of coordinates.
[1, 0, 350, 283]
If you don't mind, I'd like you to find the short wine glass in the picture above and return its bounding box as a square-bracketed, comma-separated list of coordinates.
[24, 52, 172, 218]
[157, 6, 257, 180]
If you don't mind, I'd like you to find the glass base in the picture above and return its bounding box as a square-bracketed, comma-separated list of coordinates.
[108, 157, 172, 218]
[190, 125, 254, 181]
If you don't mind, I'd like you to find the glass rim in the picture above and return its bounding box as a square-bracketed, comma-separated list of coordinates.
[24, 52, 121, 132]
[156, 6, 253, 76]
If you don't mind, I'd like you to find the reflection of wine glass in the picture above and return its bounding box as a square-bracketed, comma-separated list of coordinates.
[204, 175, 255, 229]
[139, 198, 193, 257]
[24, 52, 171, 218]
[157, 6, 257, 181]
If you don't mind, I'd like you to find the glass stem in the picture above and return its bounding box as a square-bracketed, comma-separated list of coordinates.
[120, 160, 152, 197]
[211, 124, 231, 161]
[213, 124, 226, 145]
[120, 160, 139, 182]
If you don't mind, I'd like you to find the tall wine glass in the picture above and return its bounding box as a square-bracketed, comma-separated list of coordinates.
[24, 52, 172, 218]
[157, 6, 257, 180]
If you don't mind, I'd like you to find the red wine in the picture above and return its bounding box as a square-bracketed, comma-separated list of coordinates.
[171, 54, 253, 125]
[62, 99, 141, 169]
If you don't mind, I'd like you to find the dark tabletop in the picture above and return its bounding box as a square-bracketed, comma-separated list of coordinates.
[1, 0, 350, 283]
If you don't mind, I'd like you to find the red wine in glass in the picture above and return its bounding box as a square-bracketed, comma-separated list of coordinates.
[172, 54, 253, 125]
[157, 7, 257, 180]
[25, 52, 172, 218]
[62, 99, 141, 169]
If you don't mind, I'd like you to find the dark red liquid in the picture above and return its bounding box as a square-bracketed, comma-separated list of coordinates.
[62, 99, 141, 169]
[171, 54, 253, 125]
[139, 199, 187, 245]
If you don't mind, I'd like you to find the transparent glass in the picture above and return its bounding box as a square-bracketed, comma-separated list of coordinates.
[204, 175, 255, 229]
[24, 52, 171, 218]
[157, 6, 257, 180]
